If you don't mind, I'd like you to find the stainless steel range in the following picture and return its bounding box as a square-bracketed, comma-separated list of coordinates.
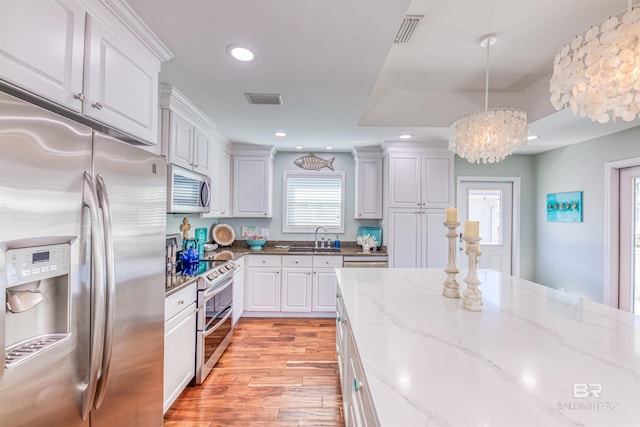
[195, 259, 235, 384]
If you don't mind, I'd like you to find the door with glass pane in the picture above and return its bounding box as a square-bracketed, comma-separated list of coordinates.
[619, 166, 640, 314]
[458, 181, 513, 274]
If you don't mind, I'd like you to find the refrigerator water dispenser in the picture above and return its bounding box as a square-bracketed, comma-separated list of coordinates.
[4, 244, 70, 368]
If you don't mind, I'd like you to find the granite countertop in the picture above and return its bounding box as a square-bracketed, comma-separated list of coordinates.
[336, 268, 640, 427]
[204, 240, 389, 258]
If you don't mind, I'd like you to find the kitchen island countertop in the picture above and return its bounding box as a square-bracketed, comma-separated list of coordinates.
[335, 268, 640, 427]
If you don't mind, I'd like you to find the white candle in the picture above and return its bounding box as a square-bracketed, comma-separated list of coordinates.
[464, 221, 479, 238]
[445, 207, 458, 223]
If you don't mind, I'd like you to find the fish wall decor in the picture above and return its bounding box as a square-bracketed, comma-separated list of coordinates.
[293, 153, 335, 171]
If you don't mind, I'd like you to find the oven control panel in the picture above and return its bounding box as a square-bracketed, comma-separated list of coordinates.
[199, 260, 236, 290]
[6, 244, 70, 287]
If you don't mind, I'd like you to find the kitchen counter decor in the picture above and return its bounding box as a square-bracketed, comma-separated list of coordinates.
[356, 234, 378, 253]
[461, 220, 482, 311]
[212, 223, 235, 246]
[441, 218, 461, 298]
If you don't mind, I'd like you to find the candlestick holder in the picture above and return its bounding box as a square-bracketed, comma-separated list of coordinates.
[442, 221, 461, 298]
[461, 236, 483, 311]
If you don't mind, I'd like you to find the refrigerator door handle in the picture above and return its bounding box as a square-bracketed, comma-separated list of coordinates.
[93, 174, 116, 410]
[81, 172, 107, 421]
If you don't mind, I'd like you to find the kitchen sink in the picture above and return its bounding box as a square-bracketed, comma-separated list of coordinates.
[287, 247, 341, 253]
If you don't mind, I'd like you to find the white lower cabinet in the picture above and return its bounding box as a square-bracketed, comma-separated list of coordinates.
[245, 255, 281, 311]
[163, 283, 197, 414]
[244, 254, 341, 316]
[336, 290, 380, 427]
[233, 256, 245, 324]
[282, 256, 312, 312]
[312, 256, 342, 312]
[388, 208, 447, 268]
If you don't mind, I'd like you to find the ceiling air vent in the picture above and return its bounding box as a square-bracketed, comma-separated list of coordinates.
[394, 15, 423, 44]
[244, 93, 283, 105]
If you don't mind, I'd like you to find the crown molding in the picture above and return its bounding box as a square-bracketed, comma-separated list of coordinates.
[97, 0, 174, 62]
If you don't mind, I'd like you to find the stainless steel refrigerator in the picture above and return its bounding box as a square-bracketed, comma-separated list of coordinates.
[0, 90, 166, 426]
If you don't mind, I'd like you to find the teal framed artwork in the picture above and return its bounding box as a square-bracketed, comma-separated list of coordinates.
[546, 191, 582, 222]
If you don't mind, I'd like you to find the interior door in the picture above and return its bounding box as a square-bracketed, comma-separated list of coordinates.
[458, 181, 513, 274]
[619, 166, 640, 314]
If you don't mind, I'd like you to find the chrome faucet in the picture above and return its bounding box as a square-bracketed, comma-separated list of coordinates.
[314, 226, 328, 248]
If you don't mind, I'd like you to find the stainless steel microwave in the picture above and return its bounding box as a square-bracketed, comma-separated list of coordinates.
[167, 164, 211, 213]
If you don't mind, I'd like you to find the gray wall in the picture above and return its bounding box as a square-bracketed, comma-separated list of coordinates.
[533, 126, 640, 302]
[454, 155, 537, 280]
[170, 151, 379, 243]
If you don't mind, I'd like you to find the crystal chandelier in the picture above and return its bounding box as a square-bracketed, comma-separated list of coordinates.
[550, 2, 640, 123]
[449, 34, 529, 164]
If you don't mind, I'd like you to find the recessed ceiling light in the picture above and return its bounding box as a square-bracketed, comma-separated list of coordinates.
[326, 146, 333, 150]
[295, 146, 303, 150]
[527, 135, 538, 141]
[227, 45, 256, 62]
[274, 131, 287, 137]
[399, 134, 413, 139]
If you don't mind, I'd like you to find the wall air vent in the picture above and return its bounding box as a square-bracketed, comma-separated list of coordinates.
[394, 15, 423, 44]
[244, 93, 284, 105]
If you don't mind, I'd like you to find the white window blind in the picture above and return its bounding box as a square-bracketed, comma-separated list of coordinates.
[283, 171, 345, 233]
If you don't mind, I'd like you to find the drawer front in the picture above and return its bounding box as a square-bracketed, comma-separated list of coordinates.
[165, 283, 197, 320]
[233, 255, 245, 270]
[313, 256, 343, 268]
[282, 255, 313, 268]
[247, 254, 281, 267]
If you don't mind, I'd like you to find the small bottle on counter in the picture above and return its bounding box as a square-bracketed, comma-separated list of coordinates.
[334, 235, 340, 249]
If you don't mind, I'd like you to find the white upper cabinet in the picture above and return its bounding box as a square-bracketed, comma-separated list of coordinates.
[167, 110, 194, 170]
[387, 144, 453, 209]
[203, 135, 231, 219]
[353, 147, 383, 219]
[0, 0, 86, 111]
[84, 15, 159, 143]
[160, 84, 219, 176]
[192, 128, 210, 175]
[0, 0, 172, 145]
[220, 151, 232, 217]
[232, 145, 274, 218]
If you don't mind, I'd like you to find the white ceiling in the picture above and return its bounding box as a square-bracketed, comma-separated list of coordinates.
[127, 0, 639, 155]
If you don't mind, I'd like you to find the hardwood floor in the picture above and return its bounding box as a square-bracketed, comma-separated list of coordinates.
[164, 318, 345, 427]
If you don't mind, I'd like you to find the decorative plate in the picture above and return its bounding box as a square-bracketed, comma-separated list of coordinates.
[214, 250, 234, 261]
[212, 224, 235, 246]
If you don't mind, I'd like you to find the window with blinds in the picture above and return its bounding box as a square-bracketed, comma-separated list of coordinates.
[283, 171, 345, 233]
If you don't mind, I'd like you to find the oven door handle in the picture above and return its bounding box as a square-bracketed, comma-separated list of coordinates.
[203, 305, 232, 337]
[203, 276, 233, 299]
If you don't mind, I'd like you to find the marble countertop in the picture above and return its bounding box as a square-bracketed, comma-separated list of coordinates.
[335, 268, 640, 427]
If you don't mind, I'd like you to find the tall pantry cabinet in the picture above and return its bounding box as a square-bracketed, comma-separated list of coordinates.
[384, 142, 453, 268]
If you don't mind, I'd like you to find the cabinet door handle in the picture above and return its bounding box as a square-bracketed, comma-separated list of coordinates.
[264, 213, 268, 216]
[178, 300, 184, 305]
[92, 102, 103, 110]
[354, 378, 362, 392]
[73, 92, 84, 101]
